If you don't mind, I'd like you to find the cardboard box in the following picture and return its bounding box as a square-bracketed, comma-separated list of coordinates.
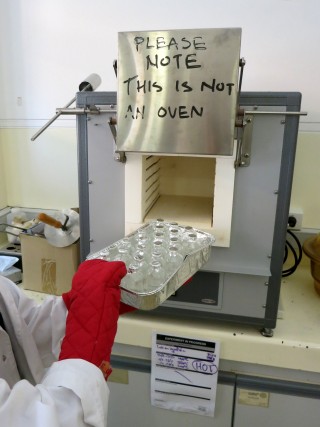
[21, 234, 80, 295]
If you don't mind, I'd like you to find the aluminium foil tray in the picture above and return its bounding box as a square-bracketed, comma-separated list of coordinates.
[87, 222, 214, 310]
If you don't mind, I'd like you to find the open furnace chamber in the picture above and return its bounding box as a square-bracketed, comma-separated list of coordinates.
[124, 153, 235, 247]
[76, 28, 302, 334]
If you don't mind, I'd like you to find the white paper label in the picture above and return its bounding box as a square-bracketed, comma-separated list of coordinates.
[151, 332, 220, 417]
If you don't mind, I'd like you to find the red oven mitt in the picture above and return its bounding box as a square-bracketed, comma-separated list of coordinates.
[59, 259, 127, 379]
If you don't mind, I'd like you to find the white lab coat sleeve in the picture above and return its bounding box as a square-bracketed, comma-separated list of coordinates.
[0, 278, 110, 426]
[0, 359, 110, 427]
[19, 294, 67, 363]
[1, 277, 67, 364]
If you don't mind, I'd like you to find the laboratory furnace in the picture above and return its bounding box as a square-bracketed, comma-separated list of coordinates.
[75, 28, 302, 334]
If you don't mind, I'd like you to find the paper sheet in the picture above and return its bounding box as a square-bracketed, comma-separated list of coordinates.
[0, 256, 19, 272]
[151, 332, 220, 417]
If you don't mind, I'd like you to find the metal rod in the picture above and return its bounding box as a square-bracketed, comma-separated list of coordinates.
[244, 110, 307, 116]
[113, 60, 118, 77]
[31, 96, 77, 141]
[31, 82, 93, 141]
[56, 107, 117, 115]
[238, 58, 246, 93]
[55, 107, 307, 117]
[0, 223, 29, 231]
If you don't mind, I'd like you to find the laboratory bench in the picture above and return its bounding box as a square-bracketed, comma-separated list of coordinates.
[22, 254, 320, 427]
[113, 254, 320, 375]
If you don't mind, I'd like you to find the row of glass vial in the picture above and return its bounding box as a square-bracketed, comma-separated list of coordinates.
[88, 220, 205, 292]
[92, 226, 202, 262]
[132, 220, 203, 255]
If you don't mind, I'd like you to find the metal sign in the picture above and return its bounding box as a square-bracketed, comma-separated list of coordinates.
[117, 28, 241, 155]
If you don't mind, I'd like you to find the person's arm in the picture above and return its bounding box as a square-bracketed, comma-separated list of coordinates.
[1, 275, 67, 365]
[0, 259, 127, 426]
[0, 359, 109, 427]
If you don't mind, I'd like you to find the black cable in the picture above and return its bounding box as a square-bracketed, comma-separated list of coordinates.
[283, 238, 298, 276]
[282, 228, 303, 277]
[283, 244, 288, 264]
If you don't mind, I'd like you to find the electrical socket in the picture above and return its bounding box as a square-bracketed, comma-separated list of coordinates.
[288, 209, 303, 230]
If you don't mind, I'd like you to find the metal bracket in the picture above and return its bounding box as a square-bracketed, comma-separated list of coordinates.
[114, 150, 126, 163]
[233, 58, 252, 168]
[235, 114, 254, 168]
[108, 116, 126, 163]
[108, 117, 117, 140]
[234, 108, 307, 168]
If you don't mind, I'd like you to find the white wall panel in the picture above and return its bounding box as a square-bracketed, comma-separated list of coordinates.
[0, 0, 319, 130]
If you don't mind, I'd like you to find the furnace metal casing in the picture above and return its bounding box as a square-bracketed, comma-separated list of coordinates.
[76, 91, 301, 332]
